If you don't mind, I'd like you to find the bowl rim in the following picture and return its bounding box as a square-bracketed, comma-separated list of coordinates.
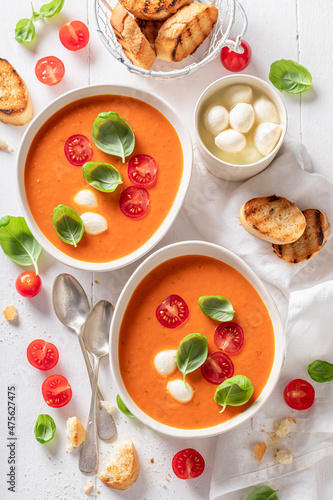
[16, 84, 193, 272]
[110, 240, 285, 438]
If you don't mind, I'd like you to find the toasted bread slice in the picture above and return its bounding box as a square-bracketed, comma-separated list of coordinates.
[98, 439, 140, 490]
[65, 416, 86, 451]
[272, 209, 330, 263]
[155, 3, 218, 62]
[110, 3, 156, 70]
[135, 18, 163, 45]
[119, 0, 193, 21]
[0, 58, 33, 126]
[239, 195, 306, 244]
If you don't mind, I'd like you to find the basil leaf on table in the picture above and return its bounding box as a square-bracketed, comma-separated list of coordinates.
[34, 414, 56, 444]
[308, 360, 333, 383]
[39, 0, 65, 17]
[177, 333, 208, 386]
[0, 216, 42, 274]
[198, 296, 235, 322]
[214, 375, 254, 413]
[269, 59, 313, 94]
[15, 18, 36, 44]
[82, 162, 123, 193]
[92, 112, 135, 162]
[247, 486, 279, 500]
[116, 394, 135, 418]
[52, 205, 84, 247]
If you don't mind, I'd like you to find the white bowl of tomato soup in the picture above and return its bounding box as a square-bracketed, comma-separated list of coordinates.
[110, 241, 285, 438]
[17, 85, 192, 271]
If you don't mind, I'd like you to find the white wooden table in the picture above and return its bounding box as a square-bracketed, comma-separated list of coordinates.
[1, 1, 332, 499]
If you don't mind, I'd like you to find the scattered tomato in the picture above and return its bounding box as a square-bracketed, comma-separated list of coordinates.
[42, 374, 72, 408]
[27, 339, 59, 371]
[64, 134, 93, 166]
[284, 379, 315, 410]
[128, 154, 158, 187]
[172, 448, 205, 479]
[16, 271, 42, 297]
[220, 39, 252, 72]
[214, 322, 244, 354]
[119, 186, 150, 218]
[156, 294, 189, 329]
[201, 351, 234, 384]
[59, 20, 89, 51]
[35, 56, 65, 85]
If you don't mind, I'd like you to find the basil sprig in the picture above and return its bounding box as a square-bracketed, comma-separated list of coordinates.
[177, 333, 208, 386]
[308, 360, 333, 383]
[34, 414, 56, 444]
[0, 216, 42, 274]
[198, 296, 235, 322]
[214, 375, 254, 413]
[15, 0, 65, 44]
[269, 59, 313, 94]
[247, 486, 279, 500]
[92, 112, 135, 163]
[82, 162, 123, 193]
[116, 394, 135, 418]
[52, 205, 84, 247]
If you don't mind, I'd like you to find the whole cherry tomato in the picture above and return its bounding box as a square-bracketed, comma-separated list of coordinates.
[16, 271, 42, 297]
[220, 39, 252, 72]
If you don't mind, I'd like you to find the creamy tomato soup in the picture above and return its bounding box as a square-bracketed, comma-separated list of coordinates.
[119, 255, 275, 429]
[25, 95, 183, 263]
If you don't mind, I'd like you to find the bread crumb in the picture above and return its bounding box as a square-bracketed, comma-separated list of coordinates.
[3, 305, 18, 321]
[150, 458, 154, 463]
[65, 417, 86, 451]
[84, 482, 93, 494]
[275, 417, 294, 438]
[253, 442, 267, 462]
[0, 138, 8, 150]
[276, 449, 293, 464]
[98, 439, 140, 490]
[100, 400, 116, 415]
[95, 280, 99, 284]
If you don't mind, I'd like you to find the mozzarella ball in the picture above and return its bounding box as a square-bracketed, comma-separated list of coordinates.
[254, 123, 282, 156]
[167, 379, 194, 403]
[154, 350, 177, 377]
[204, 105, 229, 135]
[230, 103, 255, 133]
[226, 84, 253, 105]
[74, 189, 98, 208]
[254, 97, 279, 124]
[215, 129, 246, 153]
[81, 212, 108, 236]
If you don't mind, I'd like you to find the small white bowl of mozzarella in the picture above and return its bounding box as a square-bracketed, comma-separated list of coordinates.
[194, 74, 287, 181]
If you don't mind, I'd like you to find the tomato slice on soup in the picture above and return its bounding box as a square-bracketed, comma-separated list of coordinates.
[214, 322, 244, 354]
[128, 154, 158, 187]
[64, 134, 93, 166]
[119, 186, 150, 218]
[172, 448, 205, 479]
[201, 351, 234, 384]
[42, 375, 72, 408]
[156, 294, 189, 328]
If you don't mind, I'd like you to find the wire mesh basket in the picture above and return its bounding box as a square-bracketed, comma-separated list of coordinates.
[94, 0, 248, 79]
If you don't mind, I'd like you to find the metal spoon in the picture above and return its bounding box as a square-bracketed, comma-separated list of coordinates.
[79, 300, 112, 474]
[52, 274, 116, 440]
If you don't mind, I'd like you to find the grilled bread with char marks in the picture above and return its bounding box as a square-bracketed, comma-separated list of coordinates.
[135, 18, 163, 45]
[119, 0, 193, 21]
[272, 209, 330, 263]
[0, 58, 33, 126]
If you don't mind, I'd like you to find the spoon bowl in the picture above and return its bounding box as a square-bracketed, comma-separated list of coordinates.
[52, 274, 90, 332]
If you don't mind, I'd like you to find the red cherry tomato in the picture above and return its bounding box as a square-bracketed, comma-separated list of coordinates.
[128, 154, 158, 187]
[284, 379, 315, 410]
[27, 339, 59, 371]
[59, 20, 89, 51]
[16, 271, 42, 297]
[35, 56, 65, 86]
[201, 351, 234, 384]
[214, 322, 244, 354]
[42, 375, 72, 408]
[64, 134, 93, 166]
[119, 186, 150, 218]
[156, 294, 189, 329]
[172, 448, 205, 480]
[220, 39, 252, 72]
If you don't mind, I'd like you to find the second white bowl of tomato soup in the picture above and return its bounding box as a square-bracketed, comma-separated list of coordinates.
[110, 241, 285, 438]
[17, 85, 192, 271]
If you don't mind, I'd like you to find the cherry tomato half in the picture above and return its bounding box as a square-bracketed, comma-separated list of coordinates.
[284, 379, 315, 410]
[119, 186, 150, 218]
[220, 39, 252, 72]
[172, 448, 205, 480]
[128, 154, 158, 187]
[64, 134, 93, 166]
[16, 271, 42, 297]
[59, 20, 89, 51]
[156, 294, 189, 329]
[42, 374, 72, 408]
[27, 339, 59, 371]
[35, 56, 65, 86]
[214, 322, 244, 354]
[201, 351, 234, 384]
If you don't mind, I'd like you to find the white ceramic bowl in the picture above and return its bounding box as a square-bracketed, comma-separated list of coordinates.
[194, 74, 287, 182]
[110, 240, 285, 438]
[17, 85, 192, 272]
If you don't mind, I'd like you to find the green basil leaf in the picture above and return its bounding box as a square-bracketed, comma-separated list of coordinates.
[92, 112, 135, 163]
[52, 205, 84, 247]
[15, 18, 36, 44]
[269, 59, 313, 94]
[308, 360, 333, 383]
[177, 333, 208, 386]
[247, 486, 279, 500]
[214, 375, 254, 413]
[34, 414, 56, 444]
[198, 296, 235, 322]
[82, 162, 123, 193]
[0, 216, 42, 274]
[39, 0, 65, 18]
[116, 394, 135, 418]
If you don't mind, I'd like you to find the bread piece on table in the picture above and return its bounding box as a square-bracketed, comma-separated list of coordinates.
[110, 3, 156, 70]
[272, 208, 330, 263]
[155, 3, 219, 62]
[0, 58, 33, 126]
[239, 195, 306, 244]
[99, 439, 140, 490]
[253, 442, 267, 462]
[65, 416, 86, 451]
[119, 0, 193, 21]
[135, 18, 163, 45]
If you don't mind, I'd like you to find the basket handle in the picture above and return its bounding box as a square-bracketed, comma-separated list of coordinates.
[223, 0, 248, 54]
